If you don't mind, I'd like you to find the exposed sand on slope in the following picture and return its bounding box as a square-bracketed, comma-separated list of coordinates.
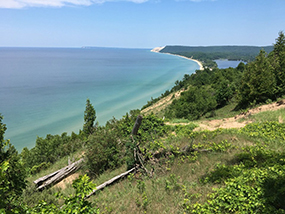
[141, 89, 184, 115]
[143, 88, 285, 132]
[194, 99, 285, 131]
[151, 46, 166, 53]
[53, 172, 80, 190]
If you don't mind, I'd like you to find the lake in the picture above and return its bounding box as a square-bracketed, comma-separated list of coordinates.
[0, 47, 199, 151]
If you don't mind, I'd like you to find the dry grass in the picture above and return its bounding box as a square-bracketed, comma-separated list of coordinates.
[83, 129, 254, 213]
[23, 99, 285, 212]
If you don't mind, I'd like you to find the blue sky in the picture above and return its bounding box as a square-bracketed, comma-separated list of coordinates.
[1, 0, 284, 48]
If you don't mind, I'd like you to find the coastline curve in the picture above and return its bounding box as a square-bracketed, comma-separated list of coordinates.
[151, 46, 204, 70]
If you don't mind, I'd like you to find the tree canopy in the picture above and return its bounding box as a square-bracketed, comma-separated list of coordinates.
[83, 98, 96, 135]
[0, 115, 26, 213]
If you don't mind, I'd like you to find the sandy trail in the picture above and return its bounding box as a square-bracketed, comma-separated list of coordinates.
[194, 100, 285, 131]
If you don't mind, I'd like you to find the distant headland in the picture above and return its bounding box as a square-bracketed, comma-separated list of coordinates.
[151, 46, 204, 70]
[152, 45, 274, 70]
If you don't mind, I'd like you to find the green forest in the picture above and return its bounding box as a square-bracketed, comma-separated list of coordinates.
[161, 45, 274, 69]
[1, 31, 285, 213]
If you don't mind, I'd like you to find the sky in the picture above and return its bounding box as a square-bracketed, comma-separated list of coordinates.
[0, 0, 285, 48]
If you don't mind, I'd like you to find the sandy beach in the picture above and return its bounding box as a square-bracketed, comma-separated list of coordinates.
[151, 46, 204, 70]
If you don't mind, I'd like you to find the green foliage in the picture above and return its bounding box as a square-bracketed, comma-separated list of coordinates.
[21, 132, 83, 172]
[85, 127, 122, 177]
[166, 86, 217, 120]
[135, 180, 149, 211]
[187, 121, 285, 213]
[115, 111, 169, 142]
[174, 124, 198, 137]
[191, 158, 285, 213]
[0, 114, 27, 213]
[30, 162, 51, 175]
[29, 174, 99, 214]
[214, 78, 235, 107]
[237, 32, 285, 108]
[138, 113, 169, 142]
[159, 61, 242, 120]
[238, 49, 276, 107]
[83, 98, 96, 135]
[165, 174, 181, 191]
[271, 31, 285, 96]
[146, 32, 285, 120]
[161, 45, 274, 65]
[194, 139, 234, 152]
[85, 111, 170, 175]
[240, 121, 285, 140]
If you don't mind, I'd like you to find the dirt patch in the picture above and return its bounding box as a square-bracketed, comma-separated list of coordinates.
[53, 172, 81, 190]
[141, 89, 184, 115]
[194, 99, 285, 131]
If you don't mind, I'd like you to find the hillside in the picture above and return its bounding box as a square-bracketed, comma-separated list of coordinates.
[160, 45, 274, 69]
[1, 32, 285, 213]
[19, 100, 285, 213]
[160, 45, 274, 61]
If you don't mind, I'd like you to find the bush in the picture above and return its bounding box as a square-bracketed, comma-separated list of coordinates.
[85, 127, 122, 177]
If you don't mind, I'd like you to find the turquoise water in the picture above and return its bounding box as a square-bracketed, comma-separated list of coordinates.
[0, 47, 199, 151]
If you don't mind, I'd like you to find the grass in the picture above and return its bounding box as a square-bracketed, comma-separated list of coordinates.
[248, 108, 285, 123]
[204, 100, 239, 120]
[84, 128, 258, 213]
[22, 106, 285, 213]
[27, 148, 85, 183]
[168, 118, 190, 124]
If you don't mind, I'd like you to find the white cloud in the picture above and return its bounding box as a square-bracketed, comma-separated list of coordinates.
[0, 0, 149, 9]
[0, 0, 24, 8]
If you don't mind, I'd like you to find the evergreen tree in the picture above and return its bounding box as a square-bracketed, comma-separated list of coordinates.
[239, 49, 276, 106]
[83, 99, 96, 135]
[272, 31, 285, 96]
[166, 86, 217, 120]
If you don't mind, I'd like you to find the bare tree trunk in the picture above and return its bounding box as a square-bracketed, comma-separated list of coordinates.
[85, 167, 136, 199]
[34, 158, 84, 191]
[131, 115, 143, 136]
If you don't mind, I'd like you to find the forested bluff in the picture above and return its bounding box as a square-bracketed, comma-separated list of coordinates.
[1, 31, 285, 213]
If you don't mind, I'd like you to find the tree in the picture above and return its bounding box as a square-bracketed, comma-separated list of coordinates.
[215, 78, 234, 107]
[239, 49, 276, 107]
[166, 86, 217, 120]
[0, 114, 26, 212]
[86, 127, 121, 176]
[271, 31, 285, 96]
[83, 99, 96, 135]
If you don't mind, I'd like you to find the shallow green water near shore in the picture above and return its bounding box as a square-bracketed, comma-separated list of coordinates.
[0, 47, 199, 150]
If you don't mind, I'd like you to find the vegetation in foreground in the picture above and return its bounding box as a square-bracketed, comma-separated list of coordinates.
[1, 31, 285, 213]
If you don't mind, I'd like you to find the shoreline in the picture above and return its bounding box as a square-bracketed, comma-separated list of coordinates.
[151, 46, 204, 70]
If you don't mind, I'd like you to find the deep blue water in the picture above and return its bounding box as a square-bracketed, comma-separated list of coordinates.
[0, 47, 199, 151]
[215, 59, 244, 69]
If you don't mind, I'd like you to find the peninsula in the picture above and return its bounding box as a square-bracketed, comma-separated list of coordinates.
[151, 46, 204, 70]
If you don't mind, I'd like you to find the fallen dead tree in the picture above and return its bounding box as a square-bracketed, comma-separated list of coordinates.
[85, 167, 136, 199]
[34, 115, 155, 195]
[86, 115, 145, 198]
[34, 158, 84, 191]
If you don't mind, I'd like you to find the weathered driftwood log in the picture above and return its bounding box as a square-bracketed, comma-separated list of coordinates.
[34, 158, 84, 191]
[85, 167, 136, 199]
